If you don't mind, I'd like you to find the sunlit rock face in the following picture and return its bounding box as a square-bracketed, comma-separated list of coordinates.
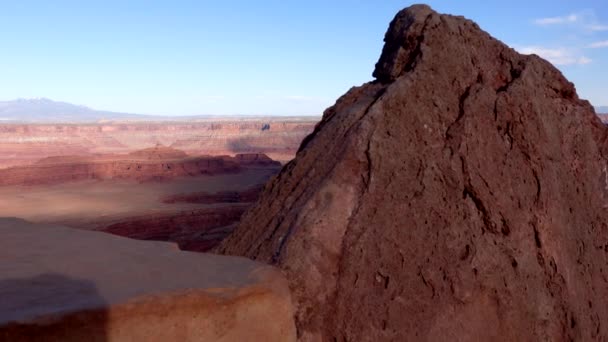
[219, 4, 608, 341]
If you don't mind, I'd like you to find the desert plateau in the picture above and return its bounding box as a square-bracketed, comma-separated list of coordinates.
[0, 117, 316, 168]
[3, 2, 608, 342]
[0, 115, 316, 252]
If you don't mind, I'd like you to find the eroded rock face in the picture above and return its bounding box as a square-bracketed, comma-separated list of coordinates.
[102, 206, 249, 252]
[0, 218, 296, 342]
[0, 149, 281, 186]
[0, 120, 317, 168]
[218, 5, 608, 341]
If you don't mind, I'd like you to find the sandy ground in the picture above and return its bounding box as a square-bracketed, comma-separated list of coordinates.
[0, 168, 276, 229]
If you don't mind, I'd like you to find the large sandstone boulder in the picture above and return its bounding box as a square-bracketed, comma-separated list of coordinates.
[0, 218, 295, 341]
[218, 4, 608, 341]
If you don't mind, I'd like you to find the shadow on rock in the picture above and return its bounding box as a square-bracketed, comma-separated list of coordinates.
[0, 273, 107, 342]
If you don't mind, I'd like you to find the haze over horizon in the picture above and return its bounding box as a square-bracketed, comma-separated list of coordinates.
[1, 0, 607, 116]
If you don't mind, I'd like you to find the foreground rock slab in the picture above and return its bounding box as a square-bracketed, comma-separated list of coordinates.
[0, 218, 295, 342]
[219, 4, 608, 341]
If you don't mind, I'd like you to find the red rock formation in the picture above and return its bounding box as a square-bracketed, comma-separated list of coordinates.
[0, 147, 281, 186]
[0, 119, 316, 168]
[218, 5, 608, 341]
[102, 206, 248, 252]
[127, 144, 188, 159]
[234, 153, 280, 166]
[101, 186, 267, 252]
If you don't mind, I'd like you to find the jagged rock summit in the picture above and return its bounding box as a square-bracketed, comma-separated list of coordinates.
[218, 4, 608, 341]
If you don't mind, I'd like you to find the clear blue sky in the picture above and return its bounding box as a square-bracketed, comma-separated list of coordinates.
[0, 1, 607, 116]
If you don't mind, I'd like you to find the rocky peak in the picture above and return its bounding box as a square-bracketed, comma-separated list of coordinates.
[219, 4, 608, 341]
[373, 4, 435, 82]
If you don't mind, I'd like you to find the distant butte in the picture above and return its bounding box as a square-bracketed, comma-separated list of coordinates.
[219, 4, 608, 341]
[127, 144, 189, 160]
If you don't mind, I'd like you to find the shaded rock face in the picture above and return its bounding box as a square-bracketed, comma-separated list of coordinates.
[218, 5, 608, 341]
[102, 206, 249, 252]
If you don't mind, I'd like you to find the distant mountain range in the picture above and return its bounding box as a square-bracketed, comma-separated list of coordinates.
[0, 97, 601, 123]
[0, 98, 152, 123]
[0, 98, 318, 123]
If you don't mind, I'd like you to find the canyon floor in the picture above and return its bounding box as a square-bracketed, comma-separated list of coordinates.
[0, 168, 273, 224]
[0, 119, 308, 340]
[0, 118, 315, 252]
[1, 168, 269, 221]
[0, 161, 281, 252]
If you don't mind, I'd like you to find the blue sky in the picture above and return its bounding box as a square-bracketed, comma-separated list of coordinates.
[0, 1, 606, 116]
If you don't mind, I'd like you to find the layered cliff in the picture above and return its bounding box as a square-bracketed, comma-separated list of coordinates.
[219, 5, 608, 341]
[102, 206, 250, 252]
[0, 147, 280, 186]
[0, 119, 316, 168]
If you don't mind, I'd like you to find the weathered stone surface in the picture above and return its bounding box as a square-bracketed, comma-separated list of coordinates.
[0, 218, 296, 341]
[218, 4, 608, 341]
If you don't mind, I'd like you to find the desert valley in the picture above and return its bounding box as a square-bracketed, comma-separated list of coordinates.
[3, 3, 608, 342]
[0, 116, 316, 252]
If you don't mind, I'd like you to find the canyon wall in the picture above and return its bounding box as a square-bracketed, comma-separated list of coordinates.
[0, 119, 317, 168]
[0, 149, 280, 186]
[103, 205, 251, 252]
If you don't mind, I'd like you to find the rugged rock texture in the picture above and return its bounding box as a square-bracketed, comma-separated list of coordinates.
[0, 218, 296, 341]
[218, 5, 608, 341]
[0, 119, 316, 168]
[0, 147, 280, 186]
